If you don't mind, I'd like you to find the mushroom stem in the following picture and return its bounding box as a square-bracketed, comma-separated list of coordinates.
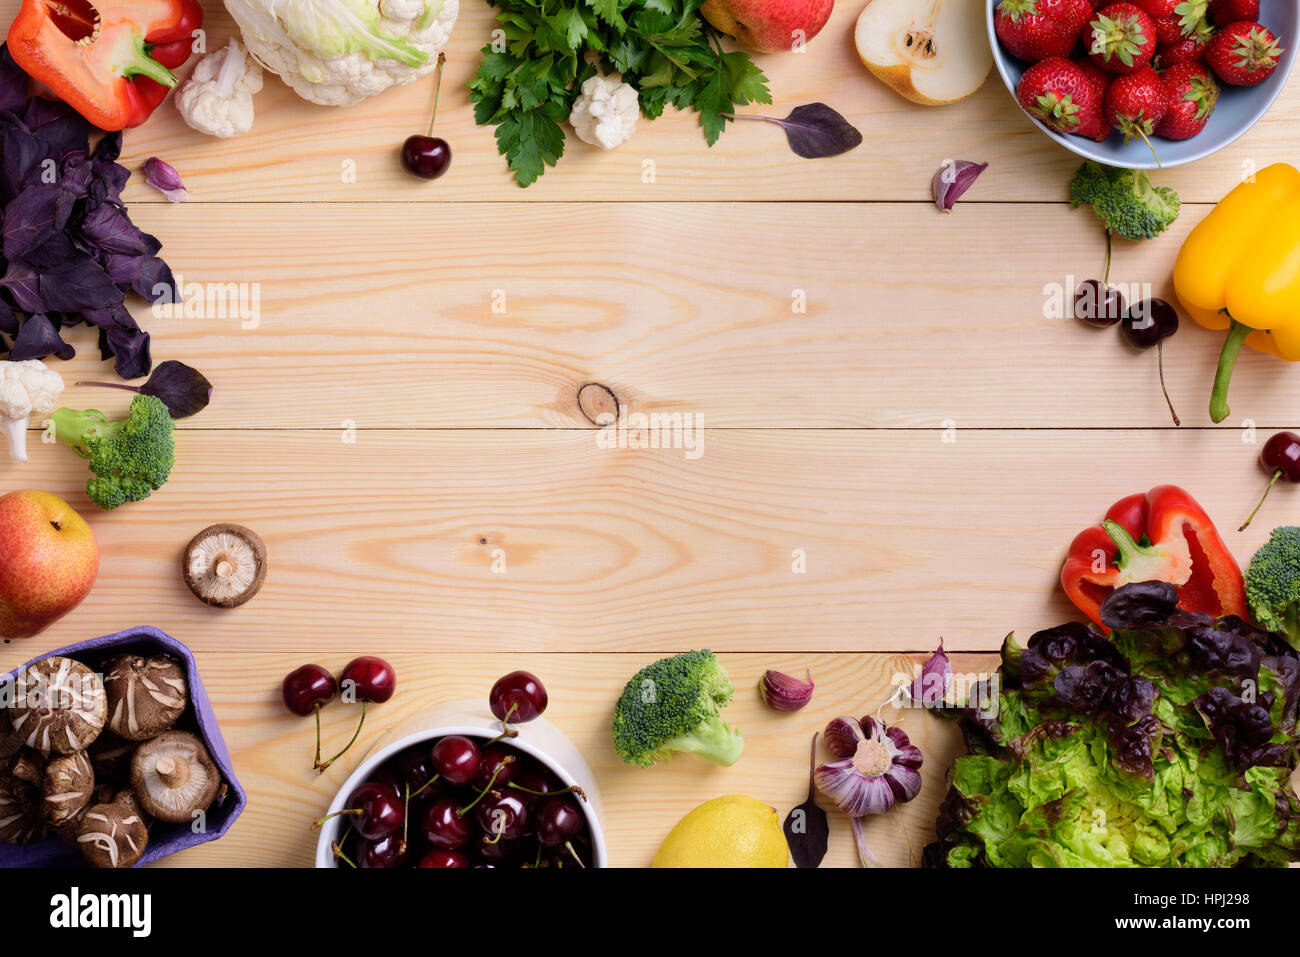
[154, 755, 191, 789]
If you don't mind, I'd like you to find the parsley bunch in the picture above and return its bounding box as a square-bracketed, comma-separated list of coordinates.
[469, 0, 771, 186]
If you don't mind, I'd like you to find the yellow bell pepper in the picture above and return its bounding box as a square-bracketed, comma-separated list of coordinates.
[1173, 163, 1300, 423]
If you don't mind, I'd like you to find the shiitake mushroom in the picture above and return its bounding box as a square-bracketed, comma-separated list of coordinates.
[104, 654, 188, 741]
[10, 657, 106, 755]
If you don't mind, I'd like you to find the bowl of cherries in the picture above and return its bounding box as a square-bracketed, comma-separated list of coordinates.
[312, 672, 607, 869]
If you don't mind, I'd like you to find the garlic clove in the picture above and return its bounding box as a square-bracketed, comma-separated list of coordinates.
[823, 715, 866, 758]
[758, 669, 814, 712]
[932, 160, 988, 212]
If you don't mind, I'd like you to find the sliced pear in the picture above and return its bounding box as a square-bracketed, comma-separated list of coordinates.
[855, 0, 993, 106]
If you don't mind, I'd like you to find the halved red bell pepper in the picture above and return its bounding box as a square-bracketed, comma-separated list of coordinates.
[7, 0, 203, 130]
[1061, 485, 1246, 628]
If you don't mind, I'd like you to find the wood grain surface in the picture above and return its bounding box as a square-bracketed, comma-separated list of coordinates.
[0, 0, 1298, 869]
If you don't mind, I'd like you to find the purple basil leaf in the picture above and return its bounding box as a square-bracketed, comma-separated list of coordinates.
[93, 131, 124, 164]
[28, 106, 89, 160]
[102, 251, 145, 285]
[103, 326, 151, 379]
[2, 124, 41, 204]
[97, 324, 152, 379]
[10, 312, 75, 360]
[766, 103, 862, 159]
[784, 734, 829, 868]
[81, 202, 148, 256]
[134, 256, 177, 304]
[58, 153, 93, 196]
[83, 302, 137, 331]
[38, 257, 120, 312]
[138, 360, 212, 418]
[0, 259, 42, 312]
[0, 295, 16, 335]
[3, 185, 73, 261]
[0, 46, 27, 114]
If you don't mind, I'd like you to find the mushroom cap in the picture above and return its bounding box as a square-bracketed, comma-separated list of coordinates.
[104, 654, 188, 741]
[130, 730, 220, 823]
[183, 524, 267, 608]
[10, 656, 106, 754]
[87, 731, 136, 786]
[42, 750, 94, 827]
[77, 803, 148, 868]
[0, 775, 45, 845]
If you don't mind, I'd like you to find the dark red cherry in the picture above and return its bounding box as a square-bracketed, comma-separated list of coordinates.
[282, 664, 337, 716]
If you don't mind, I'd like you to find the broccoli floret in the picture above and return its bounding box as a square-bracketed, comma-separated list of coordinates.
[1245, 526, 1300, 649]
[1069, 160, 1180, 241]
[50, 395, 176, 510]
[612, 649, 744, 768]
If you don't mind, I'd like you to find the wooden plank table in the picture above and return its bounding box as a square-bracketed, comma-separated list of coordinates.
[2, 0, 1298, 868]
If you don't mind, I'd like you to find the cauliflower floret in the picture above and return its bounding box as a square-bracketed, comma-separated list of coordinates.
[175, 39, 264, 139]
[569, 74, 639, 151]
[224, 0, 458, 107]
[0, 360, 65, 463]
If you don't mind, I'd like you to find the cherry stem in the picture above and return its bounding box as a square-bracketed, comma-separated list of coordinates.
[1157, 341, 1179, 427]
[563, 841, 586, 869]
[486, 700, 520, 745]
[508, 782, 587, 802]
[313, 703, 323, 768]
[332, 841, 357, 869]
[457, 759, 512, 816]
[426, 52, 447, 137]
[1103, 231, 1112, 286]
[1240, 469, 1281, 532]
[485, 826, 504, 845]
[312, 807, 363, 830]
[316, 700, 367, 773]
[408, 773, 441, 802]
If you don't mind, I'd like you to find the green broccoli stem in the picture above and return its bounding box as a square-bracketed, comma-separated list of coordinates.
[662, 715, 744, 766]
[48, 408, 118, 458]
[1210, 318, 1252, 424]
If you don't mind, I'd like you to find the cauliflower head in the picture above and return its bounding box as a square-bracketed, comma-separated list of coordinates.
[176, 39, 264, 138]
[569, 74, 639, 151]
[224, 0, 458, 107]
[0, 359, 65, 463]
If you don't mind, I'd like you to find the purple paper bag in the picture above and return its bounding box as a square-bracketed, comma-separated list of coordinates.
[0, 626, 246, 867]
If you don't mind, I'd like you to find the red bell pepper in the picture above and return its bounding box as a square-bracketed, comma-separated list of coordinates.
[1061, 485, 1247, 628]
[7, 0, 203, 131]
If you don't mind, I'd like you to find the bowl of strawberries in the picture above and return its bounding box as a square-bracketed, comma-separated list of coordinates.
[988, 0, 1295, 168]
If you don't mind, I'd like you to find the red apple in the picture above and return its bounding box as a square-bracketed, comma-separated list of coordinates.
[0, 490, 99, 640]
[701, 0, 835, 53]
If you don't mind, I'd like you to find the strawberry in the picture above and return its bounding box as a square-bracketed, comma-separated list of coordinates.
[1154, 18, 1215, 66]
[1087, 3, 1159, 73]
[1206, 21, 1284, 85]
[1076, 56, 1116, 101]
[995, 0, 1094, 62]
[1208, 0, 1258, 25]
[1156, 60, 1220, 138]
[1017, 57, 1108, 138]
[1104, 64, 1169, 160]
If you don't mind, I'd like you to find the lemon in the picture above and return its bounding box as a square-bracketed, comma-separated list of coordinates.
[652, 795, 789, 868]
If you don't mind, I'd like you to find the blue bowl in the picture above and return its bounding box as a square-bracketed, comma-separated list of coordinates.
[0, 627, 246, 868]
[987, 0, 1298, 168]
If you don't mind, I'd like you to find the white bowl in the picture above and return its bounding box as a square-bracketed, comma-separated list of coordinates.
[314, 701, 608, 868]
